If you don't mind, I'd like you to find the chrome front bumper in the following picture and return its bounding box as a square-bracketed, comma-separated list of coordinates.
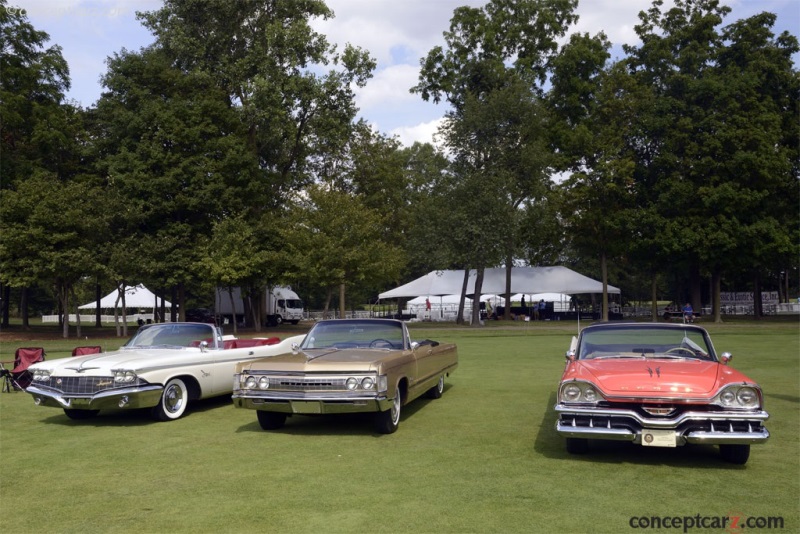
[27, 384, 164, 411]
[232, 391, 393, 415]
[554, 404, 770, 445]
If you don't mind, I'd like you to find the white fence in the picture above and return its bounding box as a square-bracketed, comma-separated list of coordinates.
[41, 313, 168, 324]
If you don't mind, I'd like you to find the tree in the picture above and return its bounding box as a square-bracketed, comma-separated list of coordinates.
[0, 174, 105, 337]
[201, 216, 269, 334]
[0, 1, 71, 327]
[93, 47, 251, 320]
[623, 0, 799, 321]
[281, 183, 404, 318]
[413, 0, 577, 323]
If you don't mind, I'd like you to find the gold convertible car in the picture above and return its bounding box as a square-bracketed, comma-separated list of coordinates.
[232, 318, 458, 433]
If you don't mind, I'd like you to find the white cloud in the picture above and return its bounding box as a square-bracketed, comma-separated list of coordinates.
[389, 117, 445, 148]
[13, 0, 800, 137]
[354, 63, 419, 110]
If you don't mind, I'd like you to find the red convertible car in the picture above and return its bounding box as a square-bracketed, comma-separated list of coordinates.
[555, 323, 769, 464]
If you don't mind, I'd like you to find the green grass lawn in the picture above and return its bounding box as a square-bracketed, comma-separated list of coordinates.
[1, 320, 797, 533]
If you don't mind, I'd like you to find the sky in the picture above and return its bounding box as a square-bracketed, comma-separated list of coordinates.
[9, 0, 800, 147]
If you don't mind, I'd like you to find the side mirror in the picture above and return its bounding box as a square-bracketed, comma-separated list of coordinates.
[565, 350, 577, 362]
[720, 352, 733, 365]
[291, 342, 299, 354]
[199, 341, 209, 353]
[410, 341, 420, 350]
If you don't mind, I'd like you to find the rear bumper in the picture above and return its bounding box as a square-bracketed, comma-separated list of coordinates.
[555, 404, 769, 445]
[26, 384, 164, 411]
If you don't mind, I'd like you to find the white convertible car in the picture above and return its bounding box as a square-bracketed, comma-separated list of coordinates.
[26, 322, 303, 421]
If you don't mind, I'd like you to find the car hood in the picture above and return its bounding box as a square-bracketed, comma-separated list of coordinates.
[570, 359, 722, 395]
[30, 349, 193, 375]
[29, 336, 304, 377]
[237, 348, 408, 374]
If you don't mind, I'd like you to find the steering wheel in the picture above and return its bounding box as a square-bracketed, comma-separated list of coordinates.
[369, 339, 393, 349]
[665, 346, 697, 357]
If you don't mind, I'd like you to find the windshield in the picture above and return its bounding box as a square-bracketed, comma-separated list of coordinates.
[578, 325, 714, 361]
[301, 320, 406, 350]
[123, 323, 219, 349]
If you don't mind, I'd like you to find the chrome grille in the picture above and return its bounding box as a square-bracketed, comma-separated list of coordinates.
[258, 374, 369, 393]
[41, 376, 143, 396]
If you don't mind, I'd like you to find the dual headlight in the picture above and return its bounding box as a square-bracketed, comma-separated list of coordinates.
[559, 381, 604, 404]
[713, 385, 761, 409]
[243, 375, 271, 390]
[346, 376, 375, 390]
[238, 374, 384, 392]
[32, 369, 50, 381]
[113, 370, 138, 384]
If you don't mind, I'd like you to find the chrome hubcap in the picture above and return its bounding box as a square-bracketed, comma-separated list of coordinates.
[391, 393, 400, 424]
[165, 384, 184, 414]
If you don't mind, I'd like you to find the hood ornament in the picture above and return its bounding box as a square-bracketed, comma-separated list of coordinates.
[646, 366, 661, 378]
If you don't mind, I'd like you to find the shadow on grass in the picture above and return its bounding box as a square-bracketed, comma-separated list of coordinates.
[533, 391, 749, 470]
[234, 385, 445, 437]
[764, 392, 799, 404]
[35, 392, 235, 427]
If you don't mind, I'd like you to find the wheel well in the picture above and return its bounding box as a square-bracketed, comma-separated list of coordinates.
[397, 377, 408, 404]
[170, 375, 201, 401]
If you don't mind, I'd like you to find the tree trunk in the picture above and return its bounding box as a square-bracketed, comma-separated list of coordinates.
[504, 258, 513, 320]
[689, 264, 702, 315]
[471, 267, 485, 327]
[121, 286, 128, 337]
[95, 283, 102, 327]
[114, 286, 122, 337]
[339, 283, 346, 319]
[600, 251, 609, 321]
[457, 269, 469, 325]
[20, 287, 29, 329]
[711, 270, 722, 323]
[323, 288, 333, 319]
[753, 271, 762, 320]
[74, 288, 81, 339]
[61, 285, 70, 339]
[651, 275, 659, 322]
[1, 284, 9, 328]
[227, 288, 238, 335]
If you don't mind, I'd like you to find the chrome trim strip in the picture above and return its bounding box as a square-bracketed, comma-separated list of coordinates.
[27, 384, 163, 409]
[554, 404, 769, 428]
[685, 429, 770, 445]
[555, 422, 636, 441]
[233, 390, 382, 402]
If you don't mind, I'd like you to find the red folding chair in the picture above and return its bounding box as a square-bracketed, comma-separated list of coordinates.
[1, 347, 45, 392]
[72, 346, 103, 356]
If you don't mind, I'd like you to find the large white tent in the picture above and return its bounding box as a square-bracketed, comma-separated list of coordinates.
[79, 284, 172, 310]
[379, 266, 619, 299]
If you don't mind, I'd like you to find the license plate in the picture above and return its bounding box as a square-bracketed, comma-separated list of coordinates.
[642, 429, 677, 447]
[291, 401, 322, 414]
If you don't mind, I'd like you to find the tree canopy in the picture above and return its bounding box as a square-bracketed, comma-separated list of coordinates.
[1, 0, 797, 333]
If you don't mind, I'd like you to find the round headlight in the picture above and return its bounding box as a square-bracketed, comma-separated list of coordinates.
[719, 390, 736, 406]
[583, 387, 597, 402]
[737, 387, 758, 407]
[258, 377, 270, 390]
[361, 377, 375, 390]
[346, 377, 359, 390]
[562, 383, 581, 402]
[125, 371, 137, 383]
[245, 376, 257, 389]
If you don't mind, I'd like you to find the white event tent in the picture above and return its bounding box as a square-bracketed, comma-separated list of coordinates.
[379, 266, 619, 299]
[79, 284, 172, 310]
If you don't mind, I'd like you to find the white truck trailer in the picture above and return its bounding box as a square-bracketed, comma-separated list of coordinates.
[215, 286, 304, 326]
